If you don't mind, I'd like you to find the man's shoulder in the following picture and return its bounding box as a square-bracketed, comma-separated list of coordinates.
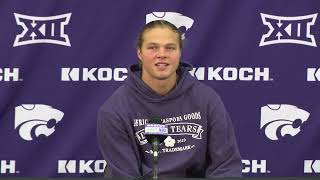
[190, 80, 220, 99]
[99, 84, 130, 112]
[187, 80, 226, 112]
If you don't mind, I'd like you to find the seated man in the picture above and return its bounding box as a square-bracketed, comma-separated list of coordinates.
[97, 20, 242, 178]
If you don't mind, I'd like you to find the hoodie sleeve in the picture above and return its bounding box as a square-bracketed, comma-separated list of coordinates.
[205, 95, 242, 177]
[97, 107, 141, 177]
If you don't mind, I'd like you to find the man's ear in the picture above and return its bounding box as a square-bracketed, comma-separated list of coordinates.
[137, 49, 142, 60]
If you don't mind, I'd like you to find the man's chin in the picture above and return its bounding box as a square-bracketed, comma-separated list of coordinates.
[151, 71, 177, 81]
[153, 73, 173, 81]
[155, 76, 170, 81]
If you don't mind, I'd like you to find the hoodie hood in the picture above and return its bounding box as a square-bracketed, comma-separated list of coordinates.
[125, 62, 198, 102]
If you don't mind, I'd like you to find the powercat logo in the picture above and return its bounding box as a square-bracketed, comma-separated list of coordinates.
[14, 13, 71, 47]
[146, 12, 194, 39]
[15, 104, 64, 141]
[58, 160, 106, 174]
[260, 13, 317, 47]
[260, 104, 310, 141]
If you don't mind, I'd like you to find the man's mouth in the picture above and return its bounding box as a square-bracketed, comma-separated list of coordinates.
[155, 62, 169, 67]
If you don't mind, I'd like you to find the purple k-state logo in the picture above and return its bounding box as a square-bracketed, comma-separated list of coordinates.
[13, 13, 71, 47]
[260, 13, 317, 47]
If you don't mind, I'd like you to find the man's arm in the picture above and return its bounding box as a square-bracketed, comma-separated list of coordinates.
[205, 96, 242, 177]
[97, 108, 141, 177]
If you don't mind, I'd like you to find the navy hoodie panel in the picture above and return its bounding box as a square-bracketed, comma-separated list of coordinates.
[97, 62, 242, 177]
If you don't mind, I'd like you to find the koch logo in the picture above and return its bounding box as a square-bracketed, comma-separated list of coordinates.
[260, 104, 310, 141]
[146, 12, 194, 39]
[14, 13, 71, 47]
[242, 160, 269, 174]
[15, 104, 64, 141]
[0, 160, 16, 174]
[304, 160, 320, 173]
[260, 13, 317, 47]
[190, 67, 272, 81]
[307, 68, 320, 81]
[58, 160, 106, 173]
[0, 68, 21, 81]
[61, 68, 128, 81]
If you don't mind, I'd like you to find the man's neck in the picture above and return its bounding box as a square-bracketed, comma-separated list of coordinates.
[142, 73, 178, 96]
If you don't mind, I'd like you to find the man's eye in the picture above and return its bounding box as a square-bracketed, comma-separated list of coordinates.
[148, 46, 157, 50]
[167, 47, 176, 50]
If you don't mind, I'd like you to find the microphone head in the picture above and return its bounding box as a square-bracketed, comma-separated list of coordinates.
[145, 117, 168, 144]
[149, 117, 161, 124]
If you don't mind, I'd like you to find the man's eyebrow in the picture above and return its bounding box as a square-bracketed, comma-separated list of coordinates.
[145, 42, 158, 46]
[165, 43, 177, 46]
[145, 42, 177, 46]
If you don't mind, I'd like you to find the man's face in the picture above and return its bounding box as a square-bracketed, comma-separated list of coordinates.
[137, 27, 181, 81]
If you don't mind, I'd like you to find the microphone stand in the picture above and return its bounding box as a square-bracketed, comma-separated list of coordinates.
[152, 137, 159, 179]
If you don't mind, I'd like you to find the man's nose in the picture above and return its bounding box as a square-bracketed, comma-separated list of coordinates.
[156, 47, 167, 58]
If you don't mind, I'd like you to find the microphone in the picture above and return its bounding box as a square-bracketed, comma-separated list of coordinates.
[144, 117, 168, 179]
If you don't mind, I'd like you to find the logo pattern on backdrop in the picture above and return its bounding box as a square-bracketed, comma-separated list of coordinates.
[260, 13, 317, 47]
[13, 13, 72, 47]
[0, 7, 319, 177]
[260, 104, 310, 141]
[146, 12, 194, 39]
[15, 104, 64, 141]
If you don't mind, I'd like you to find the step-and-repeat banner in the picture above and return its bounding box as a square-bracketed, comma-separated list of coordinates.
[0, 0, 319, 177]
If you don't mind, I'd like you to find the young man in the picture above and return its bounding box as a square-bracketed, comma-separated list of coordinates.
[97, 20, 242, 178]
